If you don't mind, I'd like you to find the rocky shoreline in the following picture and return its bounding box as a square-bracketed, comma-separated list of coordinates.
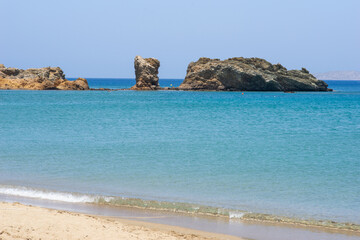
[0, 56, 332, 92]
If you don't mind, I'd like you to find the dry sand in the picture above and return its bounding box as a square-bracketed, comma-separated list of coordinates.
[0, 202, 244, 240]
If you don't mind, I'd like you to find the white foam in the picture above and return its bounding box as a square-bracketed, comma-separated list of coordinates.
[229, 211, 245, 219]
[0, 185, 96, 203]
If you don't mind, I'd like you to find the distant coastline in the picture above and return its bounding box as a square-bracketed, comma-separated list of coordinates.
[314, 71, 360, 80]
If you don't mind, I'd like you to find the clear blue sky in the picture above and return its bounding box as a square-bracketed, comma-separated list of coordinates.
[1, 0, 359, 78]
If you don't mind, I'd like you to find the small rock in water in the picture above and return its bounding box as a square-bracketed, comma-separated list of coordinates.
[131, 56, 160, 90]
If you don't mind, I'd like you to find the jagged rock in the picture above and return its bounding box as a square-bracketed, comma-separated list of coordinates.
[56, 78, 89, 90]
[131, 56, 160, 90]
[179, 57, 331, 91]
[0, 65, 89, 90]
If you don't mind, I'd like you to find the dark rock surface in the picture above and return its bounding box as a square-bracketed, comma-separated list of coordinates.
[131, 56, 160, 90]
[179, 57, 331, 91]
[0, 65, 89, 90]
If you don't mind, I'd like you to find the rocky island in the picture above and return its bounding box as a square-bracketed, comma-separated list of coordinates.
[131, 56, 161, 90]
[0, 64, 89, 90]
[179, 57, 331, 91]
[1, 56, 332, 92]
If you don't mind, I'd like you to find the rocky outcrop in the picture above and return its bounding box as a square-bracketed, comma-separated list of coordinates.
[179, 57, 331, 91]
[56, 78, 89, 90]
[131, 56, 160, 90]
[0, 65, 89, 90]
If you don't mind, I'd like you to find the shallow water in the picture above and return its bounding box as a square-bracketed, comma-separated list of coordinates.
[2, 194, 359, 240]
[0, 80, 359, 226]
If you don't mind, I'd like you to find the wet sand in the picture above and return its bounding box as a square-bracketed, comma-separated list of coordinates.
[0, 202, 243, 240]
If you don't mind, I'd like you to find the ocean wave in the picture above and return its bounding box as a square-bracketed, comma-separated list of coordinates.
[0, 184, 359, 232]
[0, 185, 96, 203]
[95, 195, 233, 217]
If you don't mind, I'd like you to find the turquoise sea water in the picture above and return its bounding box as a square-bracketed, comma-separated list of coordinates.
[0, 80, 359, 225]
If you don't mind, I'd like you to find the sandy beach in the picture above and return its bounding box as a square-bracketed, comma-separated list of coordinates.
[0, 202, 243, 240]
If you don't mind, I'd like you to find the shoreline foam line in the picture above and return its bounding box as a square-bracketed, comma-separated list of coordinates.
[0, 184, 359, 233]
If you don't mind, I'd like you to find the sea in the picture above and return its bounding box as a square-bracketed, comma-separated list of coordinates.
[0, 79, 359, 230]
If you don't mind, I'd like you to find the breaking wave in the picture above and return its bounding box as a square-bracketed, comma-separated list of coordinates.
[0, 184, 359, 232]
[0, 185, 97, 203]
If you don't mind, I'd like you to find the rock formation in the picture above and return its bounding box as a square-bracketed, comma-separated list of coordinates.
[0, 65, 89, 90]
[56, 78, 89, 90]
[179, 57, 331, 91]
[131, 56, 160, 90]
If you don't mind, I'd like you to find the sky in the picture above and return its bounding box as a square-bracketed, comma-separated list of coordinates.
[1, 0, 359, 78]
